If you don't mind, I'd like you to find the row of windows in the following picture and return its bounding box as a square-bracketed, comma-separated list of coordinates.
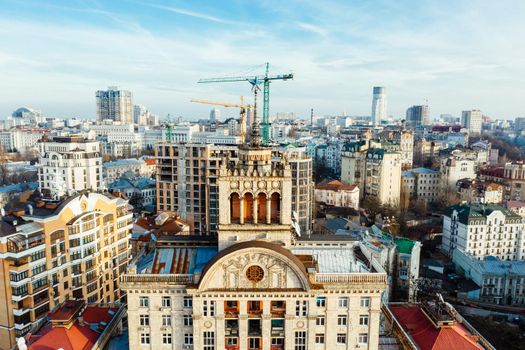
[138, 296, 370, 311]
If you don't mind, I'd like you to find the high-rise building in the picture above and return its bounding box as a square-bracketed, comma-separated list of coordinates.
[405, 105, 429, 127]
[133, 104, 148, 125]
[123, 122, 387, 350]
[461, 109, 483, 134]
[371, 86, 387, 126]
[210, 108, 221, 123]
[36, 135, 103, 198]
[0, 192, 132, 349]
[96, 86, 133, 124]
[155, 144, 314, 237]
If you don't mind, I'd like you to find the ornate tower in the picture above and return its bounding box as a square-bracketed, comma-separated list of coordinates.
[217, 99, 292, 250]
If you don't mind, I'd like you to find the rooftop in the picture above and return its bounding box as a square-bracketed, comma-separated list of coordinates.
[27, 303, 123, 350]
[388, 304, 487, 350]
[315, 179, 358, 192]
[291, 245, 371, 273]
[137, 246, 218, 274]
[444, 203, 522, 224]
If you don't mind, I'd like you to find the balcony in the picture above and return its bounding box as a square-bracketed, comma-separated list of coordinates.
[247, 301, 263, 317]
[225, 320, 239, 337]
[270, 301, 286, 318]
[271, 319, 285, 337]
[248, 319, 262, 337]
[224, 301, 239, 318]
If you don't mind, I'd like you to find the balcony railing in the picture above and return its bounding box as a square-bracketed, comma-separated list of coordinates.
[314, 273, 387, 284]
[121, 274, 195, 284]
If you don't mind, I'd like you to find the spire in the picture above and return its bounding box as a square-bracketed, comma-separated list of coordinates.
[250, 85, 262, 148]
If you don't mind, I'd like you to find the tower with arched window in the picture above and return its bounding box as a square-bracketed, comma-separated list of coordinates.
[217, 142, 292, 250]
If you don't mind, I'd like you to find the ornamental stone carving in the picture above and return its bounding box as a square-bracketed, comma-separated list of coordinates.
[221, 252, 288, 289]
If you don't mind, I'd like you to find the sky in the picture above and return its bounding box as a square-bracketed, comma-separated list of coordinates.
[0, 0, 524, 121]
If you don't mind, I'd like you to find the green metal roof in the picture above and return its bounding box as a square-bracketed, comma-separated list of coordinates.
[394, 237, 416, 255]
[444, 203, 522, 225]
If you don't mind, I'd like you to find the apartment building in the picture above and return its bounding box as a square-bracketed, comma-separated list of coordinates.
[401, 167, 440, 203]
[0, 192, 132, 349]
[96, 87, 133, 124]
[442, 203, 524, 260]
[341, 139, 381, 199]
[440, 151, 477, 189]
[365, 149, 402, 206]
[37, 135, 103, 198]
[461, 109, 483, 134]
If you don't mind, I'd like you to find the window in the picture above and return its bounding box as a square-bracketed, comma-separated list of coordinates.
[162, 333, 172, 345]
[184, 314, 193, 326]
[140, 333, 150, 345]
[203, 331, 215, 350]
[184, 296, 193, 308]
[162, 296, 171, 308]
[358, 333, 368, 345]
[337, 333, 346, 344]
[316, 315, 325, 326]
[295, 300, 307, 316]
[337, 315, 347, 326]
[315, 333, 325, 344]
[139, 296, 149, 308]
[162, 315, 171, 326]
[203, 300, 216, 316]
[295, 331, 307, 350]
[359, 314, 369, 326]
[338, 297, 348, 308]
[184, 333, 194, 345]
[316, 296, 326, 307]
[139, 315, 149, 326]
[360, 297, 370, 308]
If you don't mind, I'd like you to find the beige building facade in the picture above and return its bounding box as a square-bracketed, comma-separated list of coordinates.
[0, 192, 132, 349]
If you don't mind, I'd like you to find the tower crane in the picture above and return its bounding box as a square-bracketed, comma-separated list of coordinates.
[198, 62, 293, 144]
[190, 96, 251, 143]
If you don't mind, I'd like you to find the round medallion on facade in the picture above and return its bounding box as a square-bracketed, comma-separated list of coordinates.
[258, 181, 266, 189]
[204, 321, 212, 328]
[296, 321, 305, 328]
[230, 181, 239, 189]
[272, 181, 280, 189]
[244, 181, 253, 189]
[246, 265, 264, 283]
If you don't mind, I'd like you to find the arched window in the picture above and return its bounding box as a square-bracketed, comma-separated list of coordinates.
[271, 193, 281, 223]
[244, 193, 254, 223]
[257, 193, 267, 223]
[230, 193, 240, 223]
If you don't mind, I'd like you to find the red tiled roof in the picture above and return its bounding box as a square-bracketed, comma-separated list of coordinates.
[389, 306, 483, 350]
[27, 305, 120, 350]
[144, 158, 156, 166]
[315, 180, 358, 192]
[27, 323, 98, 350]
[82, 307, 119, 324]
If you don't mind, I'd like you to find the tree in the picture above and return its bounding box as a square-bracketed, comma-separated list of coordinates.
[363, 196, 382, 220]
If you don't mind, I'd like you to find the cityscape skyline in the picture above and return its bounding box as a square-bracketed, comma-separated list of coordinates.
[1, 1, 525, 120]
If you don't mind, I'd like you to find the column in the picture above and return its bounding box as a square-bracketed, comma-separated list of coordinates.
[253, 197, 258, 224]
[266, 198, 271, 224]
[216, 300, 225, 350]
[240, 196, 245, 225]
[239, 300, 248, 350]
[262, 301, 271, 350]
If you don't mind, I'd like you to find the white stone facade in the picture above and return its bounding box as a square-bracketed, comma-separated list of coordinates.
[37, 136, 102, 197]
[442, 203, 524, 260]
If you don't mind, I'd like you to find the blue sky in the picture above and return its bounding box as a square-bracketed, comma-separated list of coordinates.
[0, 0, 524, 120]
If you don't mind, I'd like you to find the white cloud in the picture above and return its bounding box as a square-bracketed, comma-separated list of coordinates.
[0, 1, 525, 119]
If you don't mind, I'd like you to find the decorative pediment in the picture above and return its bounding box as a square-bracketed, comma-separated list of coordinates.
[198, 244, 310, 292]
